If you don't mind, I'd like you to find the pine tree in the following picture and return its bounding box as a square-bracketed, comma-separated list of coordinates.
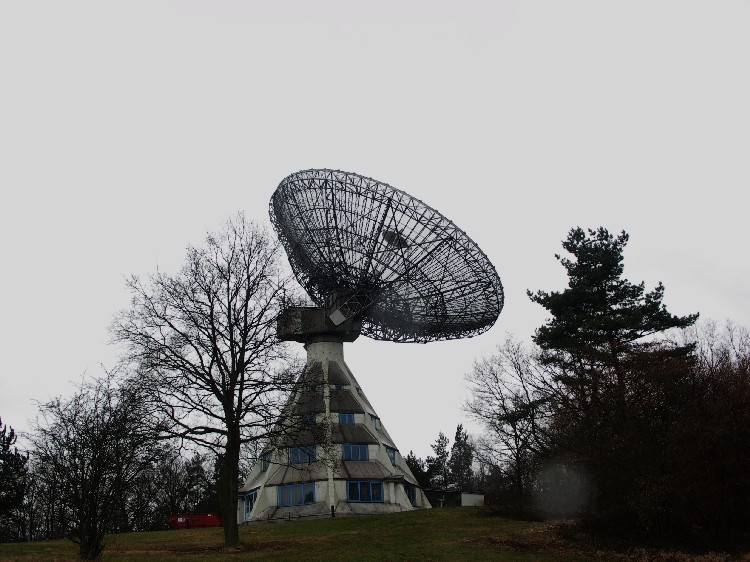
[528, 227, 697, 426]
[427, 432, 450, 487]
[0, 418, 28, 541]
[527, 227, 698, 522]
[448, 424, 474, 491]
[404, 451, 430, 490]
[529, 227, 697, 367]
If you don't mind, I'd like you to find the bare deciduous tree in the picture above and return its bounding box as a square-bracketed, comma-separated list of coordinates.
[31, 372, 159, 560]
[464, 336, 549, 498]
[113, 214, 296, 547]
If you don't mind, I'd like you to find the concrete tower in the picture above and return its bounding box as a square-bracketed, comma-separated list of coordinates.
[238, 306, 430, 522]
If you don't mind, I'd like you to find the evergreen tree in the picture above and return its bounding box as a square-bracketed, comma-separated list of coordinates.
[426, 432, 450, 487]
[0, 418, 28, 541]
[448, 424, 474, 491]
[529, 227, 697, 379]
[404, 451, 430, 490]
[527, 227, 698, 525]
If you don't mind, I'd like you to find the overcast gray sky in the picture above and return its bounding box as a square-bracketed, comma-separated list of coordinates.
[1, 1, 748, 458]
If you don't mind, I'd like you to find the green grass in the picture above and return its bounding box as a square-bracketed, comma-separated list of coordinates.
[1, 509, 744, 562]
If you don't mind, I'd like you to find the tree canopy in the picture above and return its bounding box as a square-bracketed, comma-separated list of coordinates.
[528, 227, 698, 365]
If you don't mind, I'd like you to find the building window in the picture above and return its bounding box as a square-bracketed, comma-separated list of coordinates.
[289, 445, 316, 464]
[244, 488, 258, 520]
[335, 384, 344, 391]
[278, 482, 315, 507]
[404, 483, 417, 506]
[339, 412, 355, 425]
[261, 452, 271, 472]
[347, 480, 383, 502]
[386, 446, 396, 465]
[342, 444, 368, 461]
[370, 414, 379, 428]
[300, 413, 316, 425]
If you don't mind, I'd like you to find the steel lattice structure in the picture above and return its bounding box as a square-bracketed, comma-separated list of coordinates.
[269, 169, 504, 343]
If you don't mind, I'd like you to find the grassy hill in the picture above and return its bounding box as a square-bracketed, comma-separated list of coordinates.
[0, 508, 742, 562]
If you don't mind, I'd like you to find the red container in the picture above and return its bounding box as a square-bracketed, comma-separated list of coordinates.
[168, 513, 222, 529]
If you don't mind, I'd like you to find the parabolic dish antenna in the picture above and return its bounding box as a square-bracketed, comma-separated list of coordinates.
[269, 169, 504, 342]
[238, 169, 504, 519]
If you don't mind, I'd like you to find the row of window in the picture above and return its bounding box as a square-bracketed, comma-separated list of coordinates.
[296, 412, 382, 428]
[247, 480, 417, 512]
[276, 480, 385, 506]
[333, 384, 363, 394]
[262, 443, 399, 469]
[348, 480, 383, 502]
[342, 443, 368, 461]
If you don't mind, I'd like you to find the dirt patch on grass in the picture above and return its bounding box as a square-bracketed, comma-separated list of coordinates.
[176, 540, 296, 554]
[118, 539, 297, 557]
[592, 548, 746, 562]
[463, 536, 534, 551]
[461, 521, 746, 562]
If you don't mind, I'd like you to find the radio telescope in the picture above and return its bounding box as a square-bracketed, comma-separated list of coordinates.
[238, 169, 503, 521]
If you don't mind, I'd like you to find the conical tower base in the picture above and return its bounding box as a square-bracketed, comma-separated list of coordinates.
[238, 336, 430, 522]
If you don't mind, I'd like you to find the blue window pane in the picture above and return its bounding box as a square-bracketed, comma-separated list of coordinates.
[348, 481, 359, 501]
[278, 486, 291, 507]
[261, 452, 271, 471]
[386, 446, 396, 465]
[339, 413, 354, 425]
[404, 483, 416, 506]
[304, 483, 315, 504]
[245, 489, 258, 519]
[372, 482, 382, 502]
[360, 482, 371, 502]
[290, 445, 316, 464]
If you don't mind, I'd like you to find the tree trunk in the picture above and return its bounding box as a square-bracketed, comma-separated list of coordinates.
[220, 427, 241, 547]
[79, 518, 104, 561]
